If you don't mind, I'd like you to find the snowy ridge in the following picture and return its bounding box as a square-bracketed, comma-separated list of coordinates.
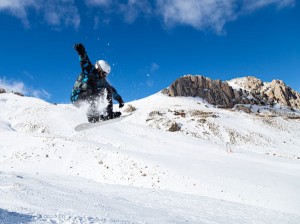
[0, 92, 300, 223]
[226, 76, 263, 91]
[227, 76, 275, 94]
[226, 77, 252, 91]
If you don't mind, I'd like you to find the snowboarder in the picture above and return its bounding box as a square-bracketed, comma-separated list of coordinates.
[71, 43, 124, 123]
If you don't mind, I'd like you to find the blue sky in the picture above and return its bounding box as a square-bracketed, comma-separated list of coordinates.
[0, 0, 299, 103]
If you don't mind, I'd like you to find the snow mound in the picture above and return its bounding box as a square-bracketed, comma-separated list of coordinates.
[0, 92, 300, 223]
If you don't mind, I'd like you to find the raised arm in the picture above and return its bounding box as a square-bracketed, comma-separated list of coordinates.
[73, 43, 94, 76]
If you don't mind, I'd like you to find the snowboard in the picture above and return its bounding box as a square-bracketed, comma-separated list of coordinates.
[75, 113, 131, 132]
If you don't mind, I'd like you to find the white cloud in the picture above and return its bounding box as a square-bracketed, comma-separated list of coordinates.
[0, 0, 80, 29]
[42, 0, 80, 29]
[0, 77, 51, 99]
[156, 0, 236, 33]
[156, 0, 295, 33]
[85, 0, 110, 7]
[84, 0, 295, 33]
[137, 62, 159, 88]
[119, 0, 152, 23]
[0, 77, 26, 94]
[86, 0, 152, 25]
[0, 0, 295, 32]
[146, 79, 154, 87]
[0, 0, 35, 27]
[242, 0, 295, 12]
[31, 89, 51, 99]
[150, 63, 159, 73]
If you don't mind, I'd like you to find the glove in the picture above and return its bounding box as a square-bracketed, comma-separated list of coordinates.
[119, 99, 124, 108]
[73, 43, 85, 54]
[116, 96, 124, 108]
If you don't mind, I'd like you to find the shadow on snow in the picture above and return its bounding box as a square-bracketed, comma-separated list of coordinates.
[0, 208, 35, 224]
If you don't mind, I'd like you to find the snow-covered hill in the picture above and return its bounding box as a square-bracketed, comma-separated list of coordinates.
[1, 92, 300, 223]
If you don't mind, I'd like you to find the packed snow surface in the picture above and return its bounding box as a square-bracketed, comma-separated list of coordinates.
[0, 93, 300, 223]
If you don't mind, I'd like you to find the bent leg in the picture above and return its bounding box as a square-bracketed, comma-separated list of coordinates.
[99, 87, 121, 120]
[86, 95, 101, 123]
[106, 87, 113, 116]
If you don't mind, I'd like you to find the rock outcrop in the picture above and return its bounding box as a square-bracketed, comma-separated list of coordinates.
[229, 76, 300, 108]
[0, 88, 6, 94]
[163, 75, 252, 108]
[0, 87, 24, 97]
[163, 75, 300, 109]
[262, 80, 300, 108]
[13, 92, 25, 97]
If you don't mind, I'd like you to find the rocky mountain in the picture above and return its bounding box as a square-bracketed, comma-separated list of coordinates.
[162, 75, 300, 109]
[228, 76, 300, 108]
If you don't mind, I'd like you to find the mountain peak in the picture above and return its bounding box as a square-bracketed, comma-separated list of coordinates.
[163, 75, 300, 109]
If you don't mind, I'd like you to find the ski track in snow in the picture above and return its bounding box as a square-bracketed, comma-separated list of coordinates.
[1, 172, 299, 224]
[0, 93, 300, 223]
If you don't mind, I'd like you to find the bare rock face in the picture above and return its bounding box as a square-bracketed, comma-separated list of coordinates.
[168, 122, 181, 132]
[233, 105, 252, 113]
[123, 104, 137, 113]
[229, 76, 300, 108]
[263, 80, 300, 108]
[0, 88, 6, 94]
[165, 75, 251, 108]
[163, 75, 300, 109]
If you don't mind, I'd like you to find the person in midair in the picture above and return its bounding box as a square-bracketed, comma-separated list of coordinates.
[71, 43, 124, 122]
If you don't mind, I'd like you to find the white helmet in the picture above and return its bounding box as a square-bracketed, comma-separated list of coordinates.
[95, 60, 111, 75]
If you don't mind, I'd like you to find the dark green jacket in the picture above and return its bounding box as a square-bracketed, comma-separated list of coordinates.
[71, 49, 121, 103]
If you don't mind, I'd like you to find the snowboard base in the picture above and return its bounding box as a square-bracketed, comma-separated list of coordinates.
[75, 113, 131, 132]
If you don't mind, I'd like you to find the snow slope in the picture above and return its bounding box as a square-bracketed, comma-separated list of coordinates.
[0, 93, 300, 223]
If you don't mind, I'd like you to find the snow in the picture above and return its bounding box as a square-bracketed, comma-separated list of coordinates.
[226, 77, 258, 91]
[0, 92, 300, 223]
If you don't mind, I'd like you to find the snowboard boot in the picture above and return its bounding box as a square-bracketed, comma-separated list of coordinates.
[100, 111, 121, 121]
[111, 111, 121, 118]
[87, 116, 100, 123]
